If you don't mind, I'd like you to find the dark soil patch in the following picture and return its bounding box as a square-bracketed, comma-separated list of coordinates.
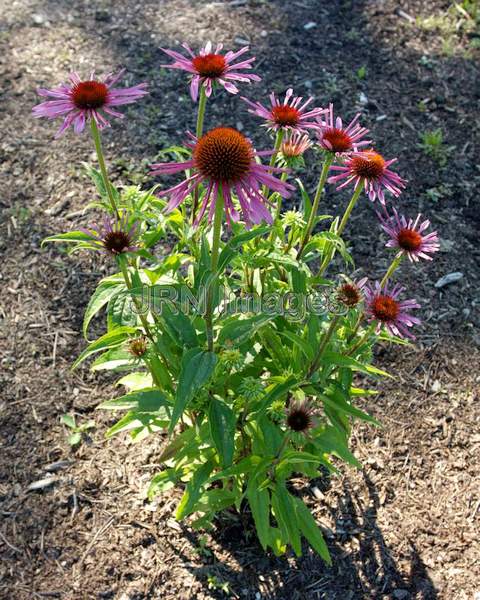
[1, 1, 479, 599]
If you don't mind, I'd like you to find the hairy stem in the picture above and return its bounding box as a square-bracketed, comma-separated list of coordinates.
[191, 87, 208, 224]
[117, 256, 171, 389]
[380, 253, 404, 288]
[308, 314, 341, 377]
[318, 182, 363, 275]
[205, 186, 224, 352]
[196, 85, 208, 139]
[297, 153, 334, 259]
[90, 119, 119, 219]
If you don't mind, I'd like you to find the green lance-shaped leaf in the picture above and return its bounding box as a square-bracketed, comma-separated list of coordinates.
[176, 459, 214, 520]
[83, 279, 125, 340]
[217, 314, 273, 347]
[319, 391, 380, 426]
[208, 398, 236, 468]
[247, 481, 271, 551]
[271, 483, 302, 557]
[320, 350, 392, 378]
[293, 497, 331, 564]
[316, 426, 361, 468]
[278, 330, 315, 362]
[217, 225, 270, 271]
[42, 231, 95, 246]
[72, 326, 136, 370]
[169, 348, 217, 433]
[98, 388, 171, 413]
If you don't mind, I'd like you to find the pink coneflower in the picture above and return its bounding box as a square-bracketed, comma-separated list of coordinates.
[364, 282, 420, 339]
[161, 42, 260, 101]
[336, 277, 368, 308]
[377, 207, 439, 262]
[328, 149, 406, 204]
[150, 126, 293, 228]
[32, 70, 148, 137]
[242, 88, 325, 133]
[316, 103, 370, 154]
[82, 213, 139, 255]
[281, 131, 312, 159]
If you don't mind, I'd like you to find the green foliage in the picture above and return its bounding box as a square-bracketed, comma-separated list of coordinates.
[419, 129, 455, 166]
[41, 75, 428, 563]
[61, 413, 95, 446]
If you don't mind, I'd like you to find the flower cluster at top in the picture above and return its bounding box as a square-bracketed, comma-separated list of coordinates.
[33, 41, 440, 340]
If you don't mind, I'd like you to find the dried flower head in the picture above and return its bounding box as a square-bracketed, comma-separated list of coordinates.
[337, 277, 368, 308]
[328, 149, 406, 204]
[161, 42, 260, 101]
[150, 127, 293, 228]
[286, 400, 315, 433]
[82, 212, 138, 255]
[32, 70, 148, 137]
[128, 336, 148, 358]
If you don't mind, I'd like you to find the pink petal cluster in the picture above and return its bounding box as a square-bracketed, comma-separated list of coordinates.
[242, 88, 325, 133]
[150, 127, 293, 228]
[32, 70, 148, 137]
[316, 103, 370, 154]
[364, 282, 421, 339]
[377, 207, 440, 262]
[328, 150, 406, 204]
[161, 42, 260, 101]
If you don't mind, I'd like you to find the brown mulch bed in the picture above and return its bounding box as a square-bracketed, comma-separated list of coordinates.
[1, 1, 479, 598]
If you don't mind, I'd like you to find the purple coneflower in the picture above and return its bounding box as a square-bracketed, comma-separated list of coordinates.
[377, 207, 439, 262]
[336, 277, 368, 308]
[364, 282, 420, 339]
[32, 70, 148, 137]
[161, 42, 260, 101]
[328, 149, 406, 204]
[150, 126, 293, 228]
[82, 213, 138, 255]
[316, 103, 370, 154]
[242, 88, 325, 134]
[286, 400, 315, 433]
[280, 131, 312, 159]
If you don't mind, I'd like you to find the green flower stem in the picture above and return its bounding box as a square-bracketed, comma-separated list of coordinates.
[297, 153, 334, 260]
[205, 186, 224, 352]
[337, 182, 363, 237]
[90, 118, 119, 219]
[117, 256, 172, 389]
[318, 182, 363, 276]
[267, 170, 290, 246]
[380, 253, 404, 288]
[308, 314, 341, 377]
[275, 170, 289, 220]
[261, 129, 284, 198]
[191, 86, 208, 224]
[270, 432, 291, 475]
[346, 311, 364, 343]
[196, 85, 208, 139]
[346, 321, 376, 357]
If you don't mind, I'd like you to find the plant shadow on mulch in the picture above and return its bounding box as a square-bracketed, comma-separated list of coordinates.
[175, 468, 438, 600]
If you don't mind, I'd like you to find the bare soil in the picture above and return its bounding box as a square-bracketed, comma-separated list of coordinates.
[0, 1, 479, 599]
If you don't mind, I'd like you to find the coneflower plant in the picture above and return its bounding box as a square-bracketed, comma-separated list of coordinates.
[37, 47, 439, 563]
